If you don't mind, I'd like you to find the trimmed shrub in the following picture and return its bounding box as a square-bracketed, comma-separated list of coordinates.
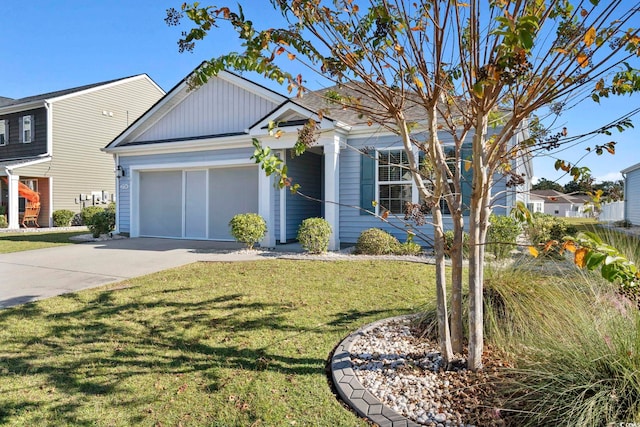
[297, 217, 332, 254]
[52, 209, 75, 227]
[80, 206, 105, 226]
[229, 213, 267, 249]
[486, 214, 522, 259]
[354, 228, 400, 255]
[0, 215, 7, 228]
[87, 204, 115, 238]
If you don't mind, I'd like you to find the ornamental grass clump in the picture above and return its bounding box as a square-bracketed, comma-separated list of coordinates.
[229, 213, 266, 249]
[297, 217, 332, 254]
[482, 258, 640, 426]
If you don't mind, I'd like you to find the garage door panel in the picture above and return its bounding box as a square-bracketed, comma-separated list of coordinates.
[185, 170, 207, 238]
[208, 167, 258, 240]
[139, 171, 183, 237]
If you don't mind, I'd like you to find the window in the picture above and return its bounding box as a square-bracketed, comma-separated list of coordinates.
[21, 115, 32, 143]
[0, 120, 6, 146]
[378, 150, 413, 214]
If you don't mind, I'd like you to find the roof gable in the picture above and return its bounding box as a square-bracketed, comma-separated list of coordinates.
[108, 70, 287, 149]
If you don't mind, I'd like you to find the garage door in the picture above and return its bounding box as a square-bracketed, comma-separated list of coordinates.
[138, 167, 258, 240]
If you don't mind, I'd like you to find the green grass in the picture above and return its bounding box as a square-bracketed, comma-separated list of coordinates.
[0, 260, 435, 426]
[0, 230, 87, 253]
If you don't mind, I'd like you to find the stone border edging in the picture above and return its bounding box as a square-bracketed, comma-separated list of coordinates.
[331, 315, 422, 427]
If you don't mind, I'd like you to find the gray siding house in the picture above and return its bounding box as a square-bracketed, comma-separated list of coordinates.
[104, 70, 531, 250]
[0, 76, 165, 228]
[622, 162, 640, 225]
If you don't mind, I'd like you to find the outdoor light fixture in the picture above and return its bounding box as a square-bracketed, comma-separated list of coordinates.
[116, 165, 126, 178]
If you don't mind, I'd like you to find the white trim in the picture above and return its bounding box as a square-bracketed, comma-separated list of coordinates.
[128, 157, 255, 173]
[279, 149, 287, 243]
[0, 101, 43, 115]
[249, 102, 335, 135]
[47, 176, 54, 227]
[5, 156, 52, 171]
[130, 158, 258, 239]
[48, 74, 164, 104]
[324, 135, 341, 250]
[621, 162, 640, 174]
[217, 71, 286, 105]
[105, 134, 253, 155]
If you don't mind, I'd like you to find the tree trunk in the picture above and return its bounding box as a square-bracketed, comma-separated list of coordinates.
[450, 211, 464, 354]
[468, 112, 488, 371]
[432, 206, 454, 366]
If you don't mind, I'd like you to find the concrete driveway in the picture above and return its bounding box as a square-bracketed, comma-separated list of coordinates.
[0, 238, 274, 308]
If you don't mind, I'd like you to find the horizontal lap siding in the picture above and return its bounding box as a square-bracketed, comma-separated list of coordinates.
[626, 169, 640, 225]
[50, 77, 164, 213]
[340, 136, 443, 246]
[137, 78, 279, 142]
[0, 107, 47, 157]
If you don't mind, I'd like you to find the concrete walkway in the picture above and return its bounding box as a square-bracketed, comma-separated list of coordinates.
[0, 237, 298, 308]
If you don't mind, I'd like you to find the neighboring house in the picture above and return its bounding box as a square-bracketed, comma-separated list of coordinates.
[0, 76, 165, 229]
[104, 70, 532, 250]
[622, 162, 640, 225]
[530, 189, 592, 217]
[528, 192, 545, 214]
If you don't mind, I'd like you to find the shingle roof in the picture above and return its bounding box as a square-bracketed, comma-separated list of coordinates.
[292, 83, 430, 126]
[0, 76, 141, 108]
[530, 189, 589, 204]
[0, 96, 14, 107]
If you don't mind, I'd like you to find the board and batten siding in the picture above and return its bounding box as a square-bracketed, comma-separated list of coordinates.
[285, 150, 322, 241]
[625, 167, 640, 225]
[48, 76, 164, 213]
[135, 77, 279, 143]
[117, 145, 258, 233]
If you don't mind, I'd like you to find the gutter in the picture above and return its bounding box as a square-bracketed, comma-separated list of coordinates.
[45, 100, 53, 156]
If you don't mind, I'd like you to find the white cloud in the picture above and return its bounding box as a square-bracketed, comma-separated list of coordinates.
[595, 172, 623, 183]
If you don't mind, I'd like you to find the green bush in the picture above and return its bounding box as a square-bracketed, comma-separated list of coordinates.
[0, 215, 7, 228]
[444, 230, 469, 259]
[397, 240, 423, 256]
[229, 213, 267, 249]
[87, 204, 115, 238]
[52, 209, 75, 227]
[354, 228, 399, 255]
[524, 213, 577, 255]
[486, 214, 522, 259]
[297, 217, 332, 254]
[81, 206, 105, 226]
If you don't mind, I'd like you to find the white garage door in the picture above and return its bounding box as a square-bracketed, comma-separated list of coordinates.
[138, 167, 258, 240]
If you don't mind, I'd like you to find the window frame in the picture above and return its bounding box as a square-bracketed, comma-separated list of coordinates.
[21, 115, 33, 144]
[375, 145, 464, 216]
[0, 119, 7, 146]
[376, 147, 421, 215]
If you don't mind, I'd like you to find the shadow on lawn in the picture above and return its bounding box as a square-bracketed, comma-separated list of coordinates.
[0, 284, 405, 425]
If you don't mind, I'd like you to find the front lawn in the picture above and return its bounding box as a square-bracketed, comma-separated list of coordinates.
[0, 230, 87, 253]
[0, 260, 434, 426]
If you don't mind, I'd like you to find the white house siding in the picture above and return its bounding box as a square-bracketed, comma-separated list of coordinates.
[625, 167, 640, 225]
[117, 145, 258, 236]
[50, 76, 164, 213]
[136, 77, 279, 142]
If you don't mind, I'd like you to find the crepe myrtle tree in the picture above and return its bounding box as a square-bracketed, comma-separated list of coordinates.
[167, 0, 640, 371]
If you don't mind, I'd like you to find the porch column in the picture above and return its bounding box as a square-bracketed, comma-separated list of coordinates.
[324, 135, 341, 251]
[7, 172, 19, 230]
[258, 168, 276, 248]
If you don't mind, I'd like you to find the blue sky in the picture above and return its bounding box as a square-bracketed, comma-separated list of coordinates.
[2, 1, 639, 185]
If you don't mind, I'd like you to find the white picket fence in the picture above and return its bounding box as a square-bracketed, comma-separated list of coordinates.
[599, 201, 625, 222]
